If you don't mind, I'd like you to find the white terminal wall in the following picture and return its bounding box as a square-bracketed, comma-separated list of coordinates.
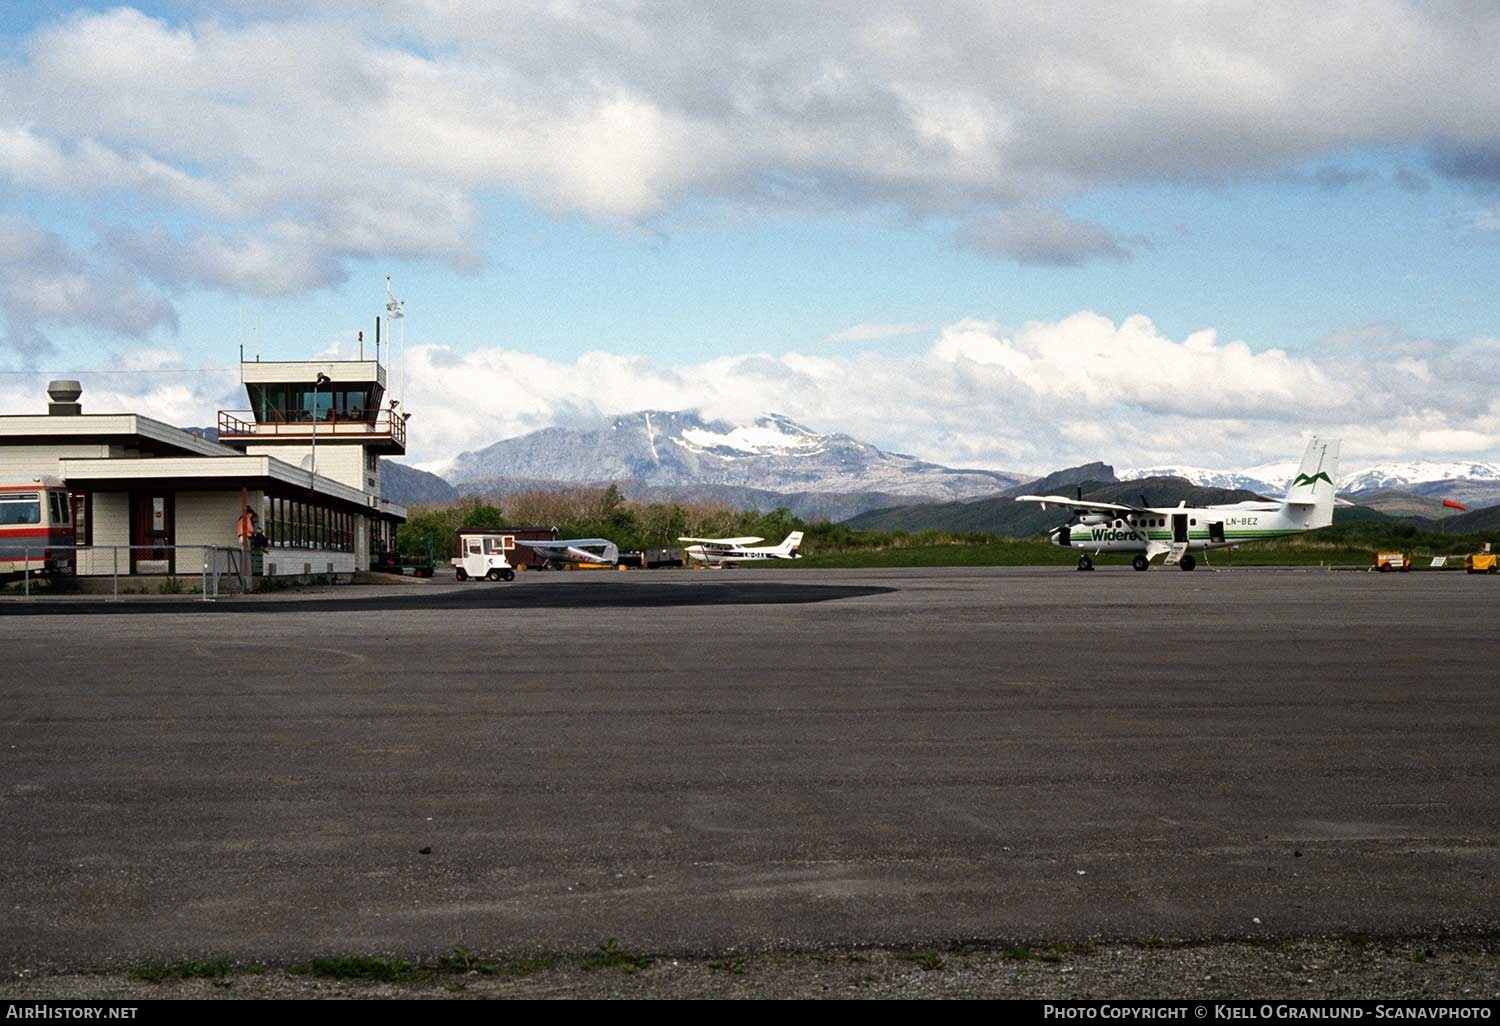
[75, 492, 128, 576]
[0, 443, 111, 480]
[240, 443, 376, 494]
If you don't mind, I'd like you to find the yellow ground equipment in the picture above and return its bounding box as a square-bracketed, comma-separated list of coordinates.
[1466, 552, 1498, 574]
[1375, 552, 1411, 573]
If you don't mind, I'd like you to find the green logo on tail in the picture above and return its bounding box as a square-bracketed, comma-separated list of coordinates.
[1292, 471, 1332, 489]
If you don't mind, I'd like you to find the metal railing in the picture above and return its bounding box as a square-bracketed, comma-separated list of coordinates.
[6, 544, 253, 601]
[217, 407, 407, 448]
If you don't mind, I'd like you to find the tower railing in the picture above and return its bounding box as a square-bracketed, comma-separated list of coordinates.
[217, 407, 406, 448]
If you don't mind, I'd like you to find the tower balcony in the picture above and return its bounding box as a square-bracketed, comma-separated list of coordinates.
[217, 407, 407, 455]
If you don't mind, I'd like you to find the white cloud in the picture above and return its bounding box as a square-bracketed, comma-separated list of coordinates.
[823, 322, 931, 343]
[367, 313, 1500, 475]
[0, 214, 177, 359]
[3, 3, 1500, 299]
[0, 354, 238, 428]
[5, 312, 1498, 475]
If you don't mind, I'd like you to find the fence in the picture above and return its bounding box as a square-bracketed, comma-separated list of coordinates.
[7, 544, 250, 601]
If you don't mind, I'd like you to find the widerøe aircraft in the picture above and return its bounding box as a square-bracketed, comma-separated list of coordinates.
[1016, 438, 1342, 571]
[514, 538, 620, 568]
[678, 531, 804, 566]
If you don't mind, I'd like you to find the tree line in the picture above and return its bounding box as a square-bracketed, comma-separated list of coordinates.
[393, 485, 992, 560]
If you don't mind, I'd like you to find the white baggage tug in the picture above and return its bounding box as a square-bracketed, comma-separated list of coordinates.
[452, 528, 516, 582]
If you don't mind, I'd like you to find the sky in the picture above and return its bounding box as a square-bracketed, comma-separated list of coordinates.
[1, 1, 1498, 475]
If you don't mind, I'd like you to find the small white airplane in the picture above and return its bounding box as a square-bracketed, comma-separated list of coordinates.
[514, 538, 620, 569]
[1016, 438, 1342, 571]
[678, 531, 804, 566]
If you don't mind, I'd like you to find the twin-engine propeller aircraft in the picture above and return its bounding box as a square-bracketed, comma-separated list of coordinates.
[678, 531, 804, 567]
[1016, 438, 1342, 571]
[514, 538, 619, 569]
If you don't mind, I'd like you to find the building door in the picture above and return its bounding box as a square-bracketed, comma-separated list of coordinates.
[130, 493, 174, 574]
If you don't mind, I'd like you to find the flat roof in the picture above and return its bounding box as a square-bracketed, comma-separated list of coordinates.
[0, 413, 241, 458]
[241, 360, 387, 388]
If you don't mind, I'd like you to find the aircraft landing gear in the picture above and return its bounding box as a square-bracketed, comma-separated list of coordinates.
[1132, 554, 1150, 572]
[1179, 554, 1197, 571]
[1077, 555, 1094, 571]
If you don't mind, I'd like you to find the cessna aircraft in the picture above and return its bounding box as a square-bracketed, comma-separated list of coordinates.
[678, 531, 804, 566]
[1016, 438, 1341, 571]
[514, 538, 619, 569]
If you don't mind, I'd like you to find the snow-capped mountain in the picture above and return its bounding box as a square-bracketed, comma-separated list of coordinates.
[1338, 461, 1500, 493]
[1118, 465, 1282, 495]
[445, 410, 1023, 501]
[1120, 459, 1500, 497]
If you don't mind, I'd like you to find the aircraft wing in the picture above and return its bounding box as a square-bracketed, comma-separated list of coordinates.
[514, 537, 613, 547]
[678, 536, 763, 546]
[1014, 494, 1149, 515]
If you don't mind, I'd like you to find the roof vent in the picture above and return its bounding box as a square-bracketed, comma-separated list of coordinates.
[47, 380, 82, 416]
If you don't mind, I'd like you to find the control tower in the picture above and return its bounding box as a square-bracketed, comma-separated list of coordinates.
[217, 356, 408, 560]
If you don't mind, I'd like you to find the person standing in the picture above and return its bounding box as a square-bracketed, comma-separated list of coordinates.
[236, 505, 257, 548]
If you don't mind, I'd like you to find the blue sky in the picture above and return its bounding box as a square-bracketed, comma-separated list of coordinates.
[1, 2, 1498, 473]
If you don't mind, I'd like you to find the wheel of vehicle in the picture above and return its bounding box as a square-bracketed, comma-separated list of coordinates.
[1378, 562, 1391, 573]
[502, 569, 515, 582]
[486, 568, 502, 582]
[1179, 554, 1196, 571]
[1077, 555, 1094, 571]
[455, 567, 468, 582]
[1132, 554, 1150, 572]
[1399, 563, 1411, 573]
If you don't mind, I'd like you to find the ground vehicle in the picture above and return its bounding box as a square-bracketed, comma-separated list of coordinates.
[452, 530, 516, 582]
[0, 482, 75, 577]
[1466, 551, 1497, 574]
[371, 539, 436, 577]
[1376, 551, 1412, 573]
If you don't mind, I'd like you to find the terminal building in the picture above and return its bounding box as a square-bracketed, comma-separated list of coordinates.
[0, 354, 408, 580]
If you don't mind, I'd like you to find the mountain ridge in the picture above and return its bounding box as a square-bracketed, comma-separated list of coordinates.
[442, 410, 1024, 518]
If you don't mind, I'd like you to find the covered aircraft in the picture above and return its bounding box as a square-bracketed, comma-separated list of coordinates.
[1016, 438, 1342, 571]
[514, 538, 619, 569]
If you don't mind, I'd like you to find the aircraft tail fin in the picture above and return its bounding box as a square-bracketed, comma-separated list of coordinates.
[777, 531, 804, 557]
[1283, 437, 1341, 526]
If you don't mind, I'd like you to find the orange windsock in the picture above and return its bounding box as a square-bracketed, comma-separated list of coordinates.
[1443, 498, 1467, 511]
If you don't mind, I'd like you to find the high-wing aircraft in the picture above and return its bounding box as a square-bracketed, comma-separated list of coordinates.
[1015, 438, 1342, 571]
[678, 531, 804, 566]
[514, 538, 619, 569]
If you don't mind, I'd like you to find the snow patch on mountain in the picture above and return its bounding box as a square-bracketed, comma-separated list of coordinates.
[679, 418, 823, 457]
[1341, 461, 1500, 492]
[1118, 466, 1282, 495]
[1119, 458, 1500, 496]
